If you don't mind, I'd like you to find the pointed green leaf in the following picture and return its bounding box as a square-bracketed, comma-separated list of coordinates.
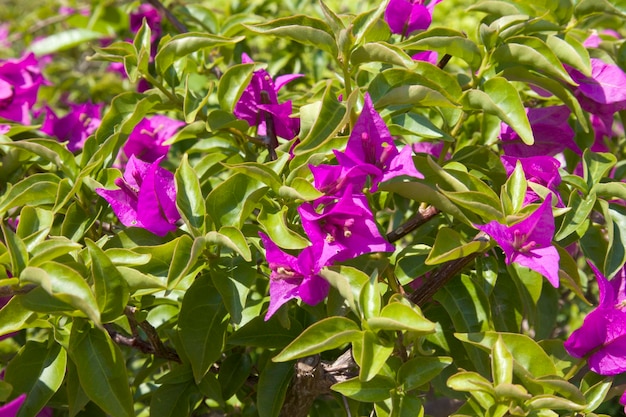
[331, 375, 395, 402]
[257, 361, 294, 417]
[367, 302, 436, 334]
[5, 341, 67, 417]
[68, 320, 134, 417]
[86, 240, 129, 323]
[398, 356, 453, 392]
[178, 275, 228, 383]
[217, 63, 255, 113]
[426, 227, 491, 265]
[492, 336, 514, 386]
[175, 154, 206, 236]
[155, 32, 245, 74]
[273, 317, 361, 362]
[245, 16, 337, 56]
[21, 263, 100, 324]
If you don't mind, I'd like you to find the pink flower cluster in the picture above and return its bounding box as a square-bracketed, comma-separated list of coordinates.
[260, 93, 422, 319]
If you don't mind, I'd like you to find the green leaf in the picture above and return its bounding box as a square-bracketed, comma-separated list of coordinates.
[217, 63, 255, 113]
[205, 227, 252, 261]
[205, 173, 266, 229]
[446, 371, 495, 410]
[149, 371, 200, 417]
[0, 174, 61, 216]
[155, 32, 245, 74]
[575, 0, 626, 18]
[487, 77, 534, 145]
[585, 151, 616, 190]
[359, 272, 381, 320]
[399, 28, 483, 69]
[555, 191, 595, 242]
[320, 265, 370, 315]
[351, 42, 414, 68]
[218, 352, 252, 400]
[20, 263, 100, 325]
[356, 331, 394, 382]
[542, 34, 591, 76]
[1, 222, 28, 277]
[86, 240, 129, 323]
[167, 236, 205, 289]
[4, 341, 67, 417]
[0, 297, 34, 337]
[273, 317, 361, 362]
[380, 179, 471, 225]
[68, 320, 134, 417]
[257, 361, 294, 417]
[30, 29, 104, 56]
[178, 275, 228, 383]
[426, 227, 491, 266]
[367, 302, 436, 334]
[245, 16, 337, 56]
[492, 336, 514, 386]
[3, 139, 79, 181]
[525, 395, 586, 411]
[294, 82, 348, 154]
[397, 356, 453, 392]
[227, 316, 303, 349]
[331, 375, 395, 402]
[503, 162, 528, 215]
[258, 205, 309, 250]
[455, 332, 557, 377]
[494, 38, 575, 85]
[29, 237, 82, 267]
[582, 375, 612, 412]
[175, 154, 206, 236]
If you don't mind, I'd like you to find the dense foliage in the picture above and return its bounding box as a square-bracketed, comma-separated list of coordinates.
[1, 0, 626, 416]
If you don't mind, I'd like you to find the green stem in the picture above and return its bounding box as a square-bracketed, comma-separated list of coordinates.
[141, 72, 180, 104]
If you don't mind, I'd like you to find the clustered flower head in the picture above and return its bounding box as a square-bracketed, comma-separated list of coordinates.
[475, 197, 560, 288]
[259, 93, 422, 319]
[384, 0, 442, 37]
[41, 101, 103, 152]
[234, 53, 302, 140]
[96, 155, 180, 237]
[121, 114, 185, 164]
[0, 53, 46, 125]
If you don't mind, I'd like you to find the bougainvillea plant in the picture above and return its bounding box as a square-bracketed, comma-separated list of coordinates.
[1, 0, 626, 416]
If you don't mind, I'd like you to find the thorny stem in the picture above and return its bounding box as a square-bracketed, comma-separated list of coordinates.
[437, 53, 452, 70]
[408, 232, 489, 307]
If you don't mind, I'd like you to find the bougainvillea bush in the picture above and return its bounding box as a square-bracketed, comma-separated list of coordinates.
[2, 0, 626, 416]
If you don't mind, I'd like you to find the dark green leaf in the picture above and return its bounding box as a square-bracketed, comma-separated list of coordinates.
[68, 320, 134, 417]
[257, 361, 294, 417]
[397, 356, 452, 392]
[86, 240, 129, 323]
[175, 154, 206, 236]
[178, 274, 228, 383]
[217, 63, 255, 113]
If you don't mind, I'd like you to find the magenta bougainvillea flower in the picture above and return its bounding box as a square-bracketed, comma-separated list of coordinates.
[0, 53, 46, 125]
[121, 115, 184, 163]
[0, 394, 25, 417]
[500, 106, 578, 157]
[41, 102, 103, 152]
[475, 198, 560, 287]
[234, 53, 302, 140]
[96, 155, 180, 236]
[564, 263, 626, 375]
[130, 4, 162, 42]
[385, 0, 442, 36]
[501, 155, 562, 206]
[259, 232, 330, 320]
[336, 93, 422, 192]
[298, 186, 394, 267]
[412, 50, 438, 65]
[567, 58, 626, 116]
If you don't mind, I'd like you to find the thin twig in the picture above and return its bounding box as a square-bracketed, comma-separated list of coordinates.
[386, 205, 441, 243]
[145, 0, 188, 33]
